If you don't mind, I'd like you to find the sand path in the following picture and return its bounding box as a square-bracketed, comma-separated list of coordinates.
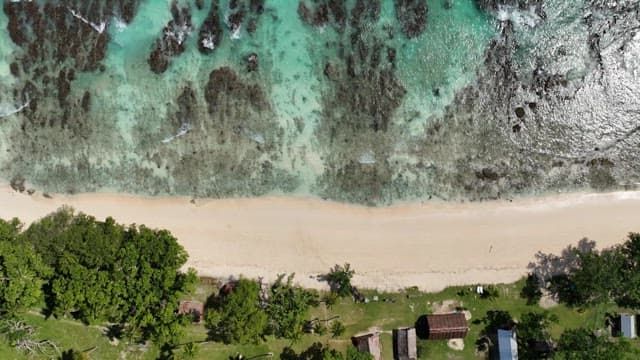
[2, 186, 639, 292]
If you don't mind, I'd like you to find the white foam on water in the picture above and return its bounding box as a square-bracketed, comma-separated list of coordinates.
[201, 35, 215, 50]
[496, 5, 542, 28]
[358, 150, 376, 165]
[244, 129, 265, 144]
[224, 12, 242, 40]
[624, 32, 640, 78]
[68, 8, 106, 33]
[0, 100, 30, 118]
[113, 17, 128, 32]
[162, 123, 192, 143]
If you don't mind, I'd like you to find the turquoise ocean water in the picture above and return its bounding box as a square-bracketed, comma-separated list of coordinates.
[1, 0, 639, 204]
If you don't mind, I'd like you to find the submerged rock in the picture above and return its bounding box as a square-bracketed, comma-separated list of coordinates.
[298, 0, 348, 31]
[198, 0, 223, 53]
[148, 2, 193, 74]
[394, 0, 428, 38]
[204, 67, 267, 114]
[246, 52, 259, 72]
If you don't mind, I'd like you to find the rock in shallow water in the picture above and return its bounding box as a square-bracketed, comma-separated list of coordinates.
[148, 2, 193, 74]
[394, 0, 428, 38]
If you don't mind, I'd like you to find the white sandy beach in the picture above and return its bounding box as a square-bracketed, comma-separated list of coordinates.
[1, 186, 639, 292]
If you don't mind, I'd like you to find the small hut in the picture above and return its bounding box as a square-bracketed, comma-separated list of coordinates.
[497, 329, 518, 360]
[178, 300, 205, 323]
[424, 313, 468, 340]
[621, 314, 637, 338]
[393, 327, 417, 360]
[352, 331, 382, 360]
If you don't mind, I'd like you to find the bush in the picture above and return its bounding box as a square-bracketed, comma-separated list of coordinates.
[324, 263, 355, 297]
[480, 285, 499, 300]
[205, 279, 267, 344]
[265, 274, 319, 340]
[323, 292, 339, 308]
[313, 322, 327, 335]
[521, 273, 543, 305]
[331, 321, 346, 338]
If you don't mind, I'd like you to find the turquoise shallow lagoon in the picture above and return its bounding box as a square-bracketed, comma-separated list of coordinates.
[1, 0, 640, 204]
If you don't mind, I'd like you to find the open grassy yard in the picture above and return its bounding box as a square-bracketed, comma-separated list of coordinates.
[0, 278, 631, 359]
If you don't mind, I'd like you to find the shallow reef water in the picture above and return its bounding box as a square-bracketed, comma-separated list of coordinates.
[0, 0, 639, 205]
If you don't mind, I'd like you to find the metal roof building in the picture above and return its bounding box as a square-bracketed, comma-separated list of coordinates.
[393, 327, 417, 360]
[497, 329, 518, 360]
[621, 314, 637, 339]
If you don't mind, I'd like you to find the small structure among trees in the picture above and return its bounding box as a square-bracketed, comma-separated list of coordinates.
[392, 327, 417, 360]
[621, 314, 637, 339]
[422, 313, 468, 340]
[497, 329, 518, 360]
[178, 300, 205, 323]
[351, 331, 382, 360]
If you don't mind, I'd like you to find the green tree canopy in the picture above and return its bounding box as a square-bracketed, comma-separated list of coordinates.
[19, 207, 197, 345]
[324, 263, 355, 298]
[517, 311, 558, 360]
[205, 278, 267, 344]
[266, 273, 319, 340]
[554, 328, 637, 360]
[0, 218, 51, 315]
[520, 273, 543, 305]
[59, 349, 89, 360]
[345, 347, 373, 360]
[543, 233, 640, 308]
[617, 233, 640, 308]
[281, 342, 344, 360]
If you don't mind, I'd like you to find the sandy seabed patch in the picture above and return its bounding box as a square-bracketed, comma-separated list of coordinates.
[2, 185, 640, 292]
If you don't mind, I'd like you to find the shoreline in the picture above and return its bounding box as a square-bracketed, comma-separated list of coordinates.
[2, 186, 640, 292]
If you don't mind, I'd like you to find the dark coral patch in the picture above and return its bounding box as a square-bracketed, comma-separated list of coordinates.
[148, 1, 193, 74]
[394, 0, 428, 38]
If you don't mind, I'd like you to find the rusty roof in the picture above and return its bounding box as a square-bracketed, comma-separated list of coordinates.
[425, 313, 468, 340]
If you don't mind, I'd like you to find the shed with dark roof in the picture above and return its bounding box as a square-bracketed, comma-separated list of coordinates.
[352, 331, 382, 360]
[424, 313, 468, 340]
[393, 327, 417, 360]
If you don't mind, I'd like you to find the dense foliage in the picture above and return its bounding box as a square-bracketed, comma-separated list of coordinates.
[205, 278, 268, 344]
[324, 263, 355, 297]
[554, 328, 638, 360]
[281, 342, 344, 360]
[0, 219, 51, 315]
[477, 310, 558, 359]
[266, 274, 319, 340]
[1, 207, 197, 346]
[281, 343, 372, 360]
[521, 273, 543, 305]
[345, 347, 374, 360]
[207, 274, 321, 344]
[548, 233, 640, 308]
[517, 311, 557, 360]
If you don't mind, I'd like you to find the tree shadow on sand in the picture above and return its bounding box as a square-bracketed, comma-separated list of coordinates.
[526, 238, 599, 306]
[527, 238, 596, 286]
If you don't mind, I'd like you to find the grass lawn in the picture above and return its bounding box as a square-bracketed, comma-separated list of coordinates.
[0, 278, 633, 359]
